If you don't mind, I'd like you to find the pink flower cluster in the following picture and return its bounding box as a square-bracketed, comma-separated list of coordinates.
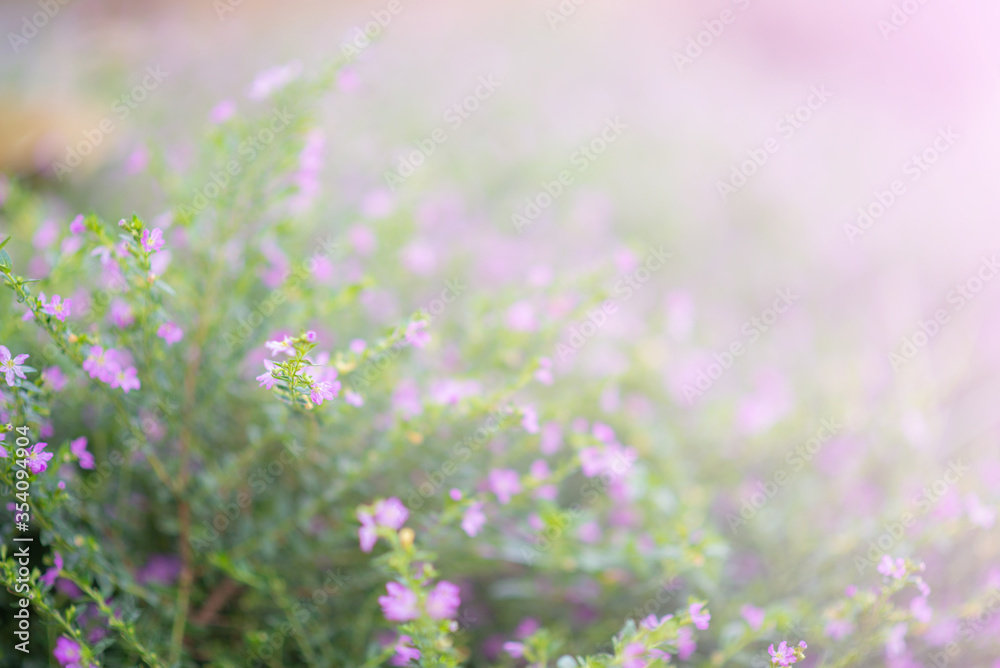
[488, 469, 521, 505]
[71, 437, 95, 469]
[404, 321, 430, 348]
[82, 346, 141, 393]
[40, 552, 63, 587]
[878, 555, 907, 579]
[378, 580, 461, 622]
[289, 129, 325, 213]
[358, 497, 409, 553]
[689, 602, 711, 630]
[620, 642, 671, 668]
[461, 501, 486, 537]
[768, 640, 807, 667]
[306, 352, 341, 405]
[156, 322, 183, 346]
[258, 334, 344, 406]
[391, 634, 420, 666]
[578, 422, 638, 478]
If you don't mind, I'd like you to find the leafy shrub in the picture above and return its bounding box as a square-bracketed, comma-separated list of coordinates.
[0, 61, 995, 668]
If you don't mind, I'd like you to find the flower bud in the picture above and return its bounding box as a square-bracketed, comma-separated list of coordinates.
[399, 528, 415, 549]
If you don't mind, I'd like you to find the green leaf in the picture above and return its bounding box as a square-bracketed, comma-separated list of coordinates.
[0, 248, 12, 273]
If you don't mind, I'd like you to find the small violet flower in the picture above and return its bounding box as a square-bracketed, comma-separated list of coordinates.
[53, 636, 82, 666]
[503, 642, 525, 658]
[461, 501, 486, 537]
[110, 366, 141, 393]
[257, 360, 279, 390]
[579, 447, 606, 477]
[690, 602, 711, 630]
[209, 99, 237, 123]
[534, 356, 553, 385]
[357, 511, 377, 554]
[309, 380, 339, 406]
[70, 437, 95, 470]
[621, 642, 647, 668]
[488, 469, 521, 505]
[40, 552, 63, 587]
[83, 345, 115, 379]
[741, 604, 766, 630]
[391, 635, 420, 667]
[25, 443, 53, 474]
[42, 295, 71, 321]
[520, 405, 539, 433]
[357, 497, 408, 552]
[42, 367, 67, 391]
[156, 322, 183, 345]
[0, 346, 29, 387]
[265, 337, 295, 356]
[109, 300, 134, 328]
[640, 613, 672, 630]
[373, 497, 409, 529]
[378, 582, 420, 622]
[404, 320, 430, 348]
[141, 228, 165, 253]
[425, 580, 461, 620]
